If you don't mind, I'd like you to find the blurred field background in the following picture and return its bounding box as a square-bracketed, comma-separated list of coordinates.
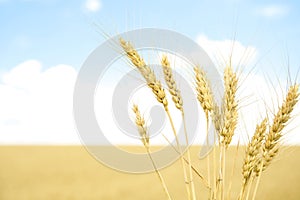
[0, 146, 300, 200]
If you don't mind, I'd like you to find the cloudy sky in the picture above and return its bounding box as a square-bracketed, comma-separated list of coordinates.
[0, 0, 300, 145]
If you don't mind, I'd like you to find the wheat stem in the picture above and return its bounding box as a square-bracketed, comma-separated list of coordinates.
[212, 144, 217, 200]
[162, 133, 211, 189]
[205, 112, 212, 200]
[132, 104, 171, 200]
[252, 162, 263, 200]
[146, 148, 172, 200]
[245, 177, 254, 200]
[182, 112, 197, 200]
[162, 55, 196, 200]
[166, 110, 191, 199]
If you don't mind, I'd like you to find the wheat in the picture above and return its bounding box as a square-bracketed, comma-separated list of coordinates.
[220, 66, 238, 148]
[194, 67, 214, 114]
[161, 55, 183, 111]
[119, 37, 299, 200]
[120, 39, 193, 199]
[132, 104, 149, 148]
[132, 104, 172, 200]
[120, 38, 168, 110]
[161, 55, 197, 200]
[242, 119, 267, 185]
[194, 66, 222, 134]
[251, 84, 299, 200]
[260, 84, 299, 173]
[239, 119, 268, 200]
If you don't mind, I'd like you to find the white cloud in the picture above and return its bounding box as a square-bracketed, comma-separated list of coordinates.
[257, 5, 289, 18]
[196, 35, 257, 70]
[0, 60, 79, 144]
[1, 58, 299, 145]
[85, 0, 101, 12]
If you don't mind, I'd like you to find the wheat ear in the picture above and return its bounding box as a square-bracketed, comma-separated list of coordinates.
[239, 119, 267, 200]
[120, 38, 168, 110]
[262, 84, 299, 170]
[161, 55, 196, 200]
[194, 67, 214, 114]
[132, 104, 172, 200]
[161, 55, 183, 111]
[252, 84, 299, 200]
[220, 66, 238, 147]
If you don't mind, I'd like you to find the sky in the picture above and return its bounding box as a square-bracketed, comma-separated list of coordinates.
[0, 0, 300, 145]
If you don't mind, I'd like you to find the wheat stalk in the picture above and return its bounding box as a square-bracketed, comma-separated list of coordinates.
[132, 104, 172, 200]
[194, 66, 216, 199]
[161, 55, 197, 200]
[218, 66, 238, 200]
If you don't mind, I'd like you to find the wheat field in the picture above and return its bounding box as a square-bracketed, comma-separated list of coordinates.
[0, 146, 299, 200]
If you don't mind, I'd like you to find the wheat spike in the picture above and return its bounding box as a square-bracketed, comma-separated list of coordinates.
[194, 66, 221, 133]
[220, 66, 238, 148]
[161, 55, 183, 111]
[242, 119, 267, 186]
[132, 104, 172, 200]
[257, 84, 299, 174]
[132, 104, 149, 147]
[194, 67, 214, 114]
[120, 38, 168, 110]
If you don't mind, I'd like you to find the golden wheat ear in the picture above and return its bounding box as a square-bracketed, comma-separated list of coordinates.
[132, 104, 149, 148]
[239, 118, 268, 200]
[120, 38, 168, 110]
[161, 54, 183, 111]
[132, 104, 172, 200]
[242, 119, 267, 186]
[260, 84, 299, 173]
[250, 84, 299, 200]
[220, 66, 238, 148]
[194, 66, 214, 114]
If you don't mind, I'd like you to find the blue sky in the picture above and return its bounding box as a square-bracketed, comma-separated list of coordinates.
[1, 0, 300, 144]
[1, 0, 300, 72]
